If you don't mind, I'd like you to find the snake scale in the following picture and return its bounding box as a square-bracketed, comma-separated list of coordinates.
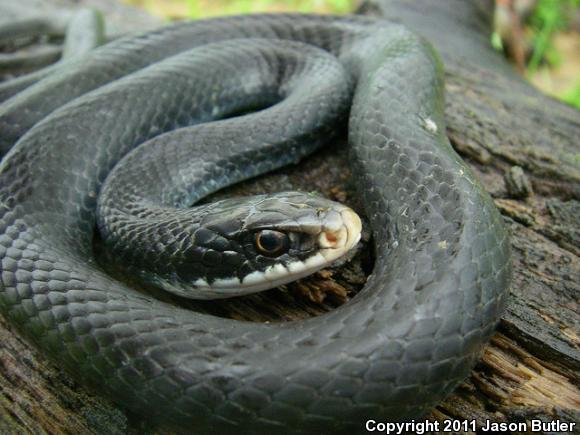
[0, 13, 511, 433]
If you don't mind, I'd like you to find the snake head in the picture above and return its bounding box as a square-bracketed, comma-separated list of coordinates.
[166, 191, 362, 299]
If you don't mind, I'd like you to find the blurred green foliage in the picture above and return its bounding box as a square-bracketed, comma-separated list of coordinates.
[561, 82, 580, 107]
[528, 0, 577, 73]
[185, 0, 356, 17]
[528, 0, 579, 108]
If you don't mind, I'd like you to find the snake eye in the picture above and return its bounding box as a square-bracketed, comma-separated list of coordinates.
[255, 230, 289, 257]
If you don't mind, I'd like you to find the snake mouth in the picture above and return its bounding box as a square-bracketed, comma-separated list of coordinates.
[286, 207, 362, 274]
[182, 206, 362, 299]
[318, 208, 362, 254]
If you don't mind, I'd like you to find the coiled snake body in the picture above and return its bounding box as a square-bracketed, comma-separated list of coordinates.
[0, 14, 511, 433]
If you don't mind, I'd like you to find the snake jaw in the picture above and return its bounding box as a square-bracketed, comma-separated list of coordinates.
[176, 204, 362, 299]
[288, 207, 362, 272]
[215, 206, 362, 295]
[319, 208, 362, 253]
[243, 206, 362, 289]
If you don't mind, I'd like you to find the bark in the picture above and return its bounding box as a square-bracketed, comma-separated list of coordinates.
[0, 0, 578, 433]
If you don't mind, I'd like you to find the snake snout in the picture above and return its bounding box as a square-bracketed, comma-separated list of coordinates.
[317, 207, 362, 264]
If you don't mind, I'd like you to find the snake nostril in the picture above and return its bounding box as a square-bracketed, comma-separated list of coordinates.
[319, 227, 346, 249]
[326, 232, 338, 244]
[322, 231, 338, 247]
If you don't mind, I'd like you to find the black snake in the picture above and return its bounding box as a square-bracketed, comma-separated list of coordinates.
[0, 13, 511, 433]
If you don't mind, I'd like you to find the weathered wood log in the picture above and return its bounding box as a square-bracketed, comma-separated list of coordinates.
[0, 0, 578, 433]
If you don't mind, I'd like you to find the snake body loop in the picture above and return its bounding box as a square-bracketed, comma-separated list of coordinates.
[0, 14, 511, 433]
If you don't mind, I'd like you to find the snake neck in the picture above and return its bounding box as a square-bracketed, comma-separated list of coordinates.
[95, 39, 355, 298]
